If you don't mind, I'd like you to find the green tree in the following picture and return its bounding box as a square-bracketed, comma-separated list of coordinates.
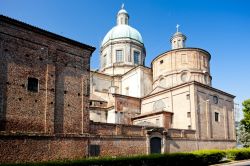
[241, 99, 250, 132]
[238, 99, 250, 147]
[238, 125, 250, 147]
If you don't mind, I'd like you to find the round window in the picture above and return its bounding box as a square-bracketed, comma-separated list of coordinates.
[181, 73, 187, 82]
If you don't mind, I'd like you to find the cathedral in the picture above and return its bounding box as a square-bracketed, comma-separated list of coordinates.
[0, 5, 236, 163]
[89, 5, 236, 138]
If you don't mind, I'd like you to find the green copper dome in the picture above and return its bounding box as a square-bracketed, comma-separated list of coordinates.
[101, 25, 143, 46]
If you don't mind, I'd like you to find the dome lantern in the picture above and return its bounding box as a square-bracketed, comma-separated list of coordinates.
[170, 24, 187, 49]
[117, 4, 129, 25]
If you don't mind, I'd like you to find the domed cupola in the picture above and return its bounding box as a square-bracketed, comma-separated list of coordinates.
[170, 24, 187, 49]
[100, 4, 146, 76]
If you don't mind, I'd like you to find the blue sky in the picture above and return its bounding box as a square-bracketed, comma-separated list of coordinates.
[1, 0, 249, 118]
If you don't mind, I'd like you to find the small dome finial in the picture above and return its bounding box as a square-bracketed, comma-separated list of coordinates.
[121, 3, 124, 9]
[176, 24, 180, 32]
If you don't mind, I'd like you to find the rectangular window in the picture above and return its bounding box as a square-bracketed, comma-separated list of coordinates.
[27, 77, 39, 92]
[116, 50, 123, 62]
[89, 145, 100, 157]
[215, 112, 219, 122]
[186, 94, 190, 100]
[102, 54, 106, 67]
[134, 51, 140, 64]
[204, 56, 207, 67]
[187, 112, 191, 118]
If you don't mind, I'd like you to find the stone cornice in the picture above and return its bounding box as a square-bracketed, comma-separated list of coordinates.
[0, 15, 96, 53]
[143, 81, 235, 100]
[132, 111, 173, 120]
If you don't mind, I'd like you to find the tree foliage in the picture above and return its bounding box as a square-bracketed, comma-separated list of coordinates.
[238, 125, 250, 147]
[238, 99, 250, 147]
[241, 99, 250, 132]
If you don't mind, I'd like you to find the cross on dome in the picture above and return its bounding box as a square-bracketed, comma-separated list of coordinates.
[121, 3, 124, 9]
[176, 24, 180, 32]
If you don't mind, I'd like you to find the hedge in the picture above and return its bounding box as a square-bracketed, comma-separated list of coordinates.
[226, 148, 250, 160]
[2, 150, 225, 166]
[3, 148, 250, 166]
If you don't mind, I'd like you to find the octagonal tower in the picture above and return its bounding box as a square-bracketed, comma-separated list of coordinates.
[100, 5, 146, 75]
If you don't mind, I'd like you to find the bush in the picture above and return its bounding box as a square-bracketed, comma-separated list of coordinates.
[2, 150, 226, 166]
[12, 148, 250, 166]
[226, 148, 250, 160]
[192, 149, 226, 165]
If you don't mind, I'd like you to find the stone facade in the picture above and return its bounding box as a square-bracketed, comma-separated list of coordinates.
[89, 5, 236, 157]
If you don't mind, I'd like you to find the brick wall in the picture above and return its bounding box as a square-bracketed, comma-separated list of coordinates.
[0, 134, 89, 163]
[89, 122, 147, 157]
[0, 16, 94, 134]
[166, 139, 236, 153]
[90, 137, 147, 157]
[90, 122, 146, 136]
[114, 94, 141, 124]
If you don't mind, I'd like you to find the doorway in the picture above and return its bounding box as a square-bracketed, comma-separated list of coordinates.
[150, 137, 161, 154]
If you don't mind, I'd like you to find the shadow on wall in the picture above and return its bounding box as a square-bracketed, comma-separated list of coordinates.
[0, 46, 7, 131]
[165, 137, 180, 152]
[54, 63, 65, 134]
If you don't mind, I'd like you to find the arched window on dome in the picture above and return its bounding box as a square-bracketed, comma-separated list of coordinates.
[134, 51, 140, 65]
[116, 50, 123, 62]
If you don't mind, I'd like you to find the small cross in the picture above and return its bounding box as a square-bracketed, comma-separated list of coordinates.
[176, 24, 180, 32]
[121, 3, 124, 9]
